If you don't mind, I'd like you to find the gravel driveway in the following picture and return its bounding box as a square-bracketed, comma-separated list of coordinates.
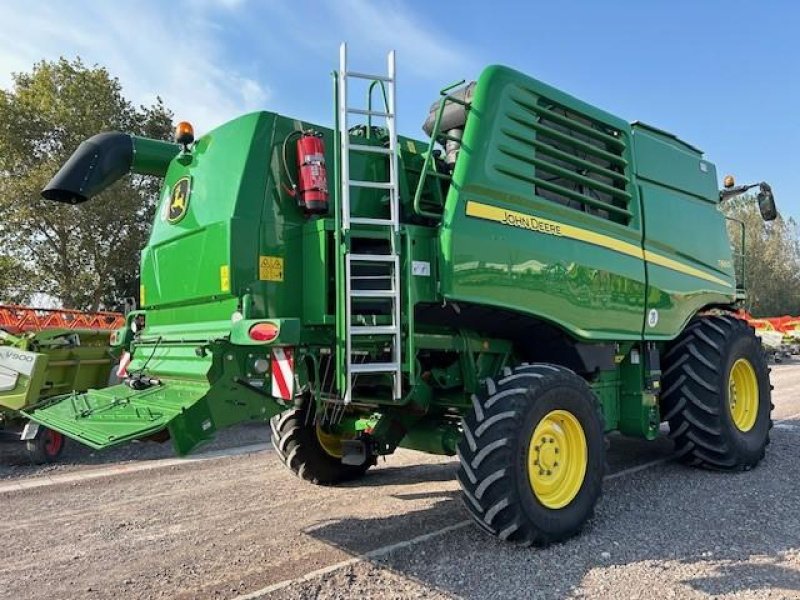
[1, 362, 799, 599]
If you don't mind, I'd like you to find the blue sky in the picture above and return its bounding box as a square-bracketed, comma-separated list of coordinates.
[0, 0, 797, 218]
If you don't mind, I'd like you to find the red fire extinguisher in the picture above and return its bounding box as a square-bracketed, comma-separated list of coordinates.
[296, 131, 328, 214]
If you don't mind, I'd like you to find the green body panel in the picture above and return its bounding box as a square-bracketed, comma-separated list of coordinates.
[140, 113, 270, 311]
[30, 63, 742, 454]
[24, 318, 288, 454]
[632, 124, 735, 337]
[22, 381, 209, 450]
[439, 65, 734, 341]
[22, 374, 277, 455]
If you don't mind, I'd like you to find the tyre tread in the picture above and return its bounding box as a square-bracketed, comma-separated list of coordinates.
[661, 315, 772, 471]
[456, 364, 605, 546]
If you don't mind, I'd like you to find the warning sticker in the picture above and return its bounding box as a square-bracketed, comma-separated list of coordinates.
[259, 256, 284, 282]
[220, 265, 230, 292]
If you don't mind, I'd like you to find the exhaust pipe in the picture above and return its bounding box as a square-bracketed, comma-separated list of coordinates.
[42, 132, 180, 204]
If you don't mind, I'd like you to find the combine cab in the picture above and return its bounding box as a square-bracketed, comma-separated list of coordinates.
[0, 306, 123, 462]
[27, 44, 778, 544]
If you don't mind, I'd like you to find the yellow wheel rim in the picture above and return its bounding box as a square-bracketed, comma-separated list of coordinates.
[527, 409, 587, 509]
[728, 358, 759, 432]
[316, 423, 347, 458]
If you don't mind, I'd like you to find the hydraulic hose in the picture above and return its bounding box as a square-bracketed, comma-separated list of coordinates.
[281, 130, 303, 195]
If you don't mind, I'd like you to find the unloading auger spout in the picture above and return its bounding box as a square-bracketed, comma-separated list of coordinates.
[42, 132, 180, 204]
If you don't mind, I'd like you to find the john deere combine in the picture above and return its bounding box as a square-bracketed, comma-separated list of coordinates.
[26, 45, 777, 544]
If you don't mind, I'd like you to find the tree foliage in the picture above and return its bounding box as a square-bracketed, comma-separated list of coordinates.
[724, 196, 800, 317]
[0, 58, 173, 310]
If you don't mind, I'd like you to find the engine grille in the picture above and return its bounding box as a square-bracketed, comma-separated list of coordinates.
[495, 85, 632, 225]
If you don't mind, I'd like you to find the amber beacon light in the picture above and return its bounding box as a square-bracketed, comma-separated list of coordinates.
[175, 121, 195, 147]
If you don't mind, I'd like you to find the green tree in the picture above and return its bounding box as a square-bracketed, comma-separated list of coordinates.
[0, 255, 35, 304]
[0, 58, 173, 310]
[725, 195, 800, 316]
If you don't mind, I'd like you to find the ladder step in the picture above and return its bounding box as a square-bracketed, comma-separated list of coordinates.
[349, 144, 392, 155]
[350, 275, 393, 281]
[346, 71, 392, 82]
[350, 325, 398, 335]
[351, 289, 396, 298]
[348, 253, 398, 263]
[349, 217, 396, 227]
[349, 362, 400, 374]
[348, 179, 393, 190]
[347, 108, 393, 118]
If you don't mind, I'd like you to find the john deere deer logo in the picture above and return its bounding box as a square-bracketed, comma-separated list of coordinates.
[167, 177, 191, 223]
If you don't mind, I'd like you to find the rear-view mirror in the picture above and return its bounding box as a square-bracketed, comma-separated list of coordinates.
[757, 183, 777, 221]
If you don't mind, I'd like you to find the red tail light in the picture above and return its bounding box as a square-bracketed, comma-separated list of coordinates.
[249, 322, 279, 342]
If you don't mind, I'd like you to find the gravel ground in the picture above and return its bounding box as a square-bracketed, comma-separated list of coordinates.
[269, 428, 800, 599]
[0, 421, 269, 480]
[265, 363, 800, 600]
[1, 363, 799, 599]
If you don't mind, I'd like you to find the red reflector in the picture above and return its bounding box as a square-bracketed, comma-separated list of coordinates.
[116, 351, 131, 378]
[271, 347, 294, 401]
[249, 322, 279, 342]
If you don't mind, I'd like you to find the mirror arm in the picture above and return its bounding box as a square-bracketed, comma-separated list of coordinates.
[719, 182, 762, 202]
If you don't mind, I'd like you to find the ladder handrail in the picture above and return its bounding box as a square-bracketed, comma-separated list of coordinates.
[338, 43, 352, 232]
[366, 80, 390, 138]
[412, 80, 467, 220]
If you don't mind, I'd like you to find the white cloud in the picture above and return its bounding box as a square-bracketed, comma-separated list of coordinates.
[259, 0, 476, 83]
[325, 0, 476, 81]
[0, 0, 474, 135]
[0, 1, 270, 133]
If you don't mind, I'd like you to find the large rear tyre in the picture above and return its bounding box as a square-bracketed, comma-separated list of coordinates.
[457, 364, 606, 546]
[270, 400, 372, 485]
[661, 314, 772, 470]
[25, 426, 66, 464]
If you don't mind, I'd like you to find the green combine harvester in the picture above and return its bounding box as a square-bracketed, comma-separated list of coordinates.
[26, 45, 777, 544]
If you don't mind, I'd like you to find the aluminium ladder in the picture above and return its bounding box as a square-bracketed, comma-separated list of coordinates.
[336, 42, 402, 404]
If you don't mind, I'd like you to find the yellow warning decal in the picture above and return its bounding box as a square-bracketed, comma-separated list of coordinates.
[464, 200, 731, 288]
[220, 265, 230, 292]
[406, 140, 417, 154]
[259, 256, 284, 282]
[139, 284, 146, 307]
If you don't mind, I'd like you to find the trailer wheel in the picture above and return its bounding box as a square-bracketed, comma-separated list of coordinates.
[270, 400, 372, 485]
[457, 364, 605, 545]
[661, 314, 772, 470]
[26, 427, 66, 464]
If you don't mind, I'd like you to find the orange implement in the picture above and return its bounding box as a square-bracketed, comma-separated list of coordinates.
[0, 305, 124, 334]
